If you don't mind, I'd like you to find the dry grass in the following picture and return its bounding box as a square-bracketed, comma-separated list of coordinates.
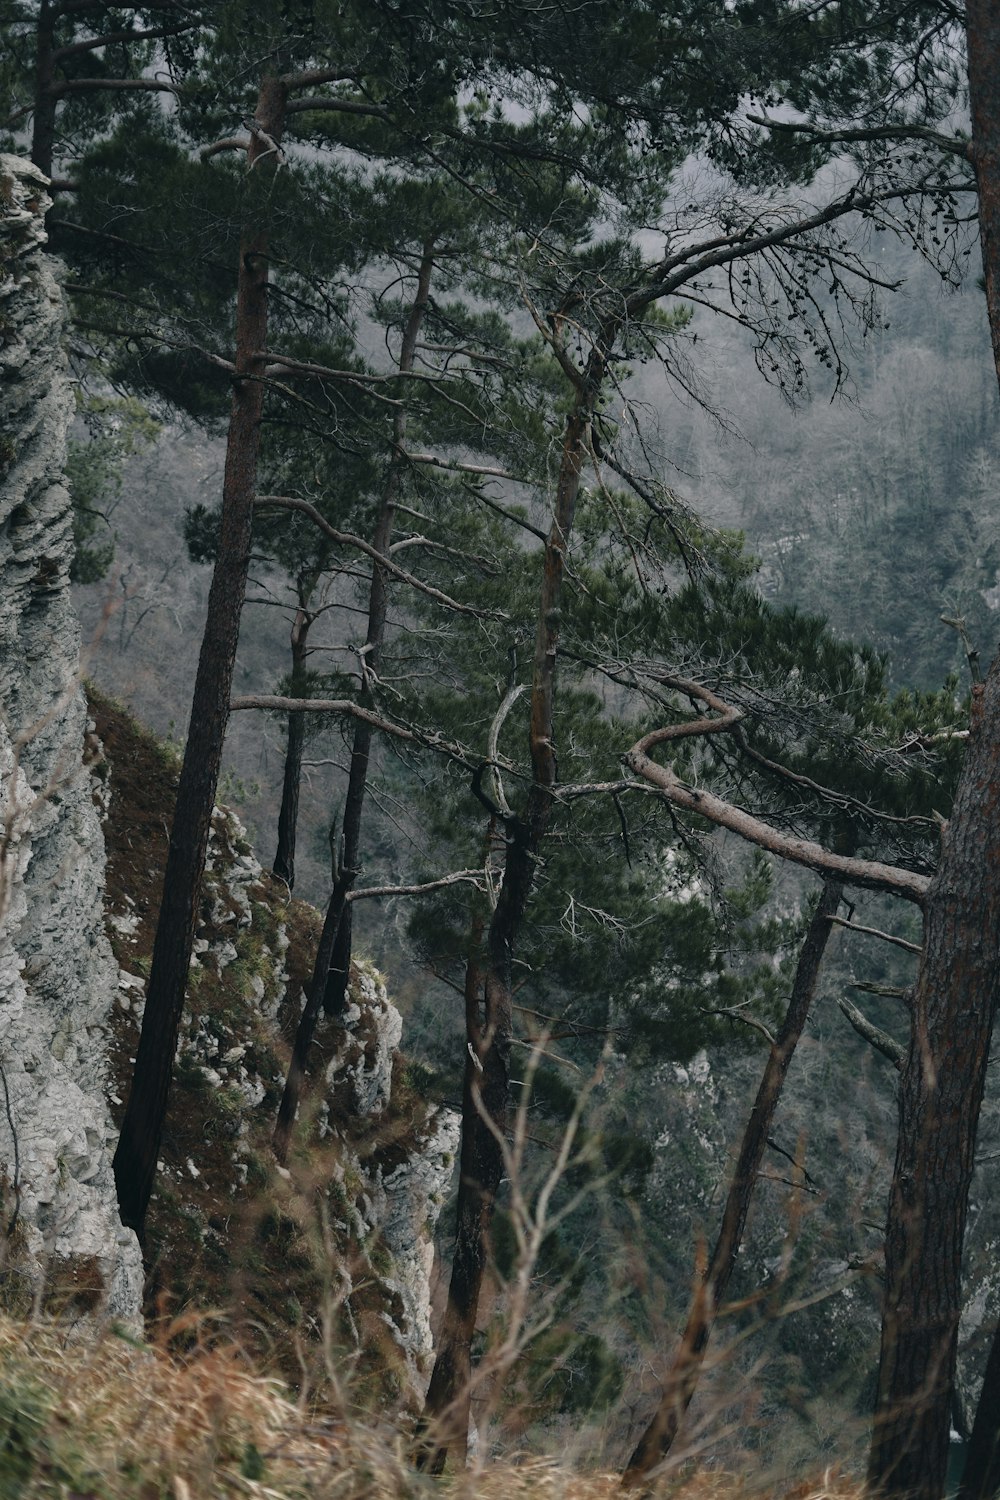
[0, 1312, 866, 1500]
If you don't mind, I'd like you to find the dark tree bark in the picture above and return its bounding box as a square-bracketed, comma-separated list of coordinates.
[622, 877, 844, 1486]
[112, 70, 287, 1237]
[271, 246, 435, 1161]
[272, 604, 312, 890]
[867, 661, 1000, 1499]
[866, 11, 1000, 1497]
[968, 0, 1000, 398]
[272, 874, 353, 1164]
[917, 11, 1000, 1498]
[415, 374, 598, 1471]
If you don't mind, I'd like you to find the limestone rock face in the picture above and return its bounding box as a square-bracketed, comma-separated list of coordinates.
[0, 155, 142, 1316]
[368, 1103, 461, 1388]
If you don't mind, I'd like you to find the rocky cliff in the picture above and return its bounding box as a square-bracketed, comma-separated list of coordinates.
[0, 155, 142, 1316]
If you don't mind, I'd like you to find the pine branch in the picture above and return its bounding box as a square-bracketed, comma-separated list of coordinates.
[254, 495, 507, 620]
[229, 694, 496, 772]
[48, 76, 179, 99]
[746, 112, 973, 163]
[623, 681, 931, 907]
[53, 22, 197, 61]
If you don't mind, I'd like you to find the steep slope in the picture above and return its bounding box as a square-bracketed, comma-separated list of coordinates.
[90, 687, 459, 1409]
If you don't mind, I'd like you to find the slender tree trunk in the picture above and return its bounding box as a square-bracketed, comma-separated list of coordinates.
[959, 1329, 1000, 1500]
[322, 899, 352, 1016]
[414, 932, 487, 1473]
[272, 876, 353, 1164]
[272, 246, 435, 1156]
[32, 0, 57, 179]
[968, 0, 1000, 398]
[866, 664, 1000, 1499]
[867, 12, 1000, 1496]
[113, 71, 287, 1237]
[272, 605, 311, 889]
[416, 377, 597, 1469]
[623, 878, 844, 1486]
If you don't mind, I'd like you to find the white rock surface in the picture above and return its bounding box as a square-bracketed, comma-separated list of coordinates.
[0, 155, 142, 1317]
[373, 1105, 461, 1388]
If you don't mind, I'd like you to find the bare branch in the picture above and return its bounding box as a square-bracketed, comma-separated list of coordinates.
[280, 67, 358, 89]
[830, 914, 922, 955]
[733, 726, 941, 830]
[49, 77, 179, 99]
[851, 979, 912, 1003]
[488, 683, 526, 818]
[399, 450, 523, 484]
[346, 869, 484, 903]
[53, 22, 197, 60]
[285, 94, 390, 120]
[636, 178, 969, 313]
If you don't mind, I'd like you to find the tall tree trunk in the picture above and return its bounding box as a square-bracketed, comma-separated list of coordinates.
[867, 11, 1000, 1497]
[968, 0, 1000, 396]
[272, 605, 311, 889]
[113, 71, 287, 1237]
[623, 877, 844, 1487]
[867, 663, 1000, 1499]
[413, 930, 487, 1473]
[909, 12, 1000, 1498]
[416, 383, 597, 1469]
[271, 246, 435, 1159]
[31, 0, 57, 179]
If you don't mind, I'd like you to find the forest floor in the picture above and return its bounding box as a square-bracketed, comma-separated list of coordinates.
[0, 1308, 863, 1498]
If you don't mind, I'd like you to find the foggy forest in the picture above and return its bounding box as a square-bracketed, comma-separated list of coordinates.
[3, 3, 1000, 1498]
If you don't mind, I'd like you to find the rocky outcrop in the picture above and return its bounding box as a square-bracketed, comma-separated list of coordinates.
[93, 706, 456, 1403]
[0, 156, 142, 1316]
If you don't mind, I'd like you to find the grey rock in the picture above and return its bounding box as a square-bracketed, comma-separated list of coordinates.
[0, 156, 142, 1320]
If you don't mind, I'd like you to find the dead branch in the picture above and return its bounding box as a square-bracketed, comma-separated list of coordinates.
[837, 995, 905, 1070]
[488, 683, 526, 818]
[851, 979, 912, 1003]
[346, 869, 484, 903]
[230, 693, 503, 773]
[53, 21, 196, 59]
[398, 449, 523, 484]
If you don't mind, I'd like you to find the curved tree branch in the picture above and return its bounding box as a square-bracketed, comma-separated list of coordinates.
[623, 680, 931, 907]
